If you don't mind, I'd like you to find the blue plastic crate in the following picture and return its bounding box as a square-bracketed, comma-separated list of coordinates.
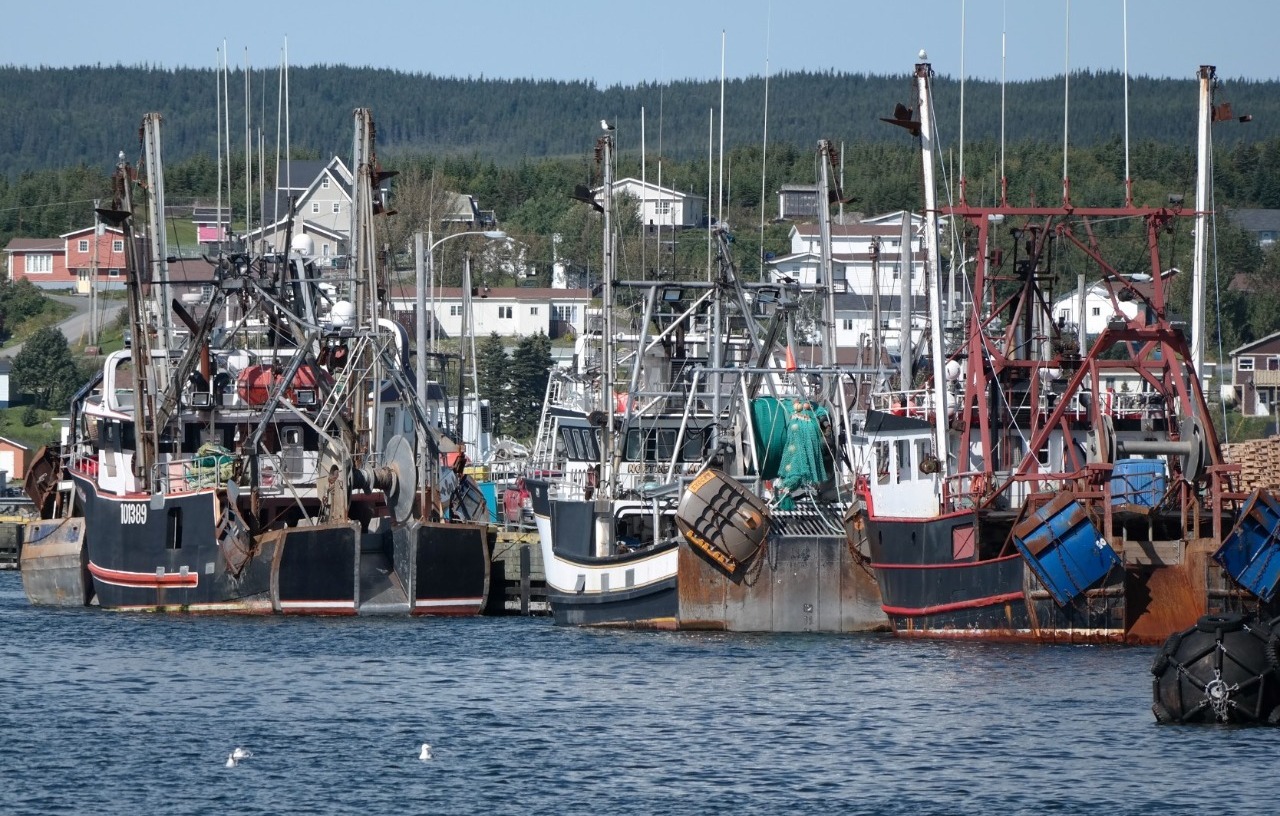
[1215, 489, 1280, 601]
[1013, 494, 1120, 606]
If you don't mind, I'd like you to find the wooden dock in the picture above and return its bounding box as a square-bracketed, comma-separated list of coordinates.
[486, 529, 548, 615]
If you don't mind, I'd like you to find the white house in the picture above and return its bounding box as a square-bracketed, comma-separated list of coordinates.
[1049, 273, 1176, 337]
[769, 213, 927, 299]
[242, 157, 359, 266]
[389, 286, 593, 341]
[599, 178, 706, 229]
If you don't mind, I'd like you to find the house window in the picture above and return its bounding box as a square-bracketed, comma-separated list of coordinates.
[530, 307, 539, 315]
[322, 244, 331, 257]
[554, 305, 578, 322]
[499, 306, 513, 319]
[332, 202, 341, 214]
[1239, 358, 1255, 372]
[78, 239, 89, 252]
[449, 305, 462, 317]
[201, 284, 214, 302]
[25, 254, 52, 273]
[321, 176, 330, 189]
[311, 202, 320, 214]
[109, 269, 120, 278]
[655, 201, 671, 215]
[1091, 307, 1101, 317]
[1270, 357, 1280, 371]
[112, 239, 123, 252]
[1059, 309, 1070, 323]
[842, 318, 853, 331]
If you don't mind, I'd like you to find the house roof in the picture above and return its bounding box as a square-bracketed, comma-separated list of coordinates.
[4, 238, 63, 253]
[833, 293, 928, 312]
[1230, 329, 1280, 357]
[0, 435, 30, 451]
[389, 286, 592, 301]
[770, 250, 915, 265]
[599, 177, 706, 201]
[790, 223, 914, 239]
[1227, 208, 1280, 232]
[59, 225, 124, 239]
[243, 218, 350, 244]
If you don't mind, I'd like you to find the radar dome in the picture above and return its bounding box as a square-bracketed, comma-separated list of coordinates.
[291, 234, 315, 257]
[331, 300, 356, 329]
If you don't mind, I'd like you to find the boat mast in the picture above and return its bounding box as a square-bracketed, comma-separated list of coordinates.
[1191, 65, 1215, 401]
[816, 140, 838, 367]
[140, 114, 172, 352]
[916, 61, 949, 477]
[599, 133, 616, 497]
[898, 212, 913, 392]
[349, 108, 386, 458]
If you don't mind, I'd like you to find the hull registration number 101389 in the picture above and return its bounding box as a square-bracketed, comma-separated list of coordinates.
[120, 503, 149, 524]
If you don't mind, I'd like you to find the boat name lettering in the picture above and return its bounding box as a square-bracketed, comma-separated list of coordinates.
[120, 503, 149, 524]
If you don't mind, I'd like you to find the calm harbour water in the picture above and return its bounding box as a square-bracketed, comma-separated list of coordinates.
[2, 569, 1278, 815]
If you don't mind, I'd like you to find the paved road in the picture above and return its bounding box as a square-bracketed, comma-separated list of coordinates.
[0, 293, 126, 359]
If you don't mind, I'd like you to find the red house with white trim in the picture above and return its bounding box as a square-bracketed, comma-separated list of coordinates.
[4, 237, 71, 288]
[62, 226, 129, 292]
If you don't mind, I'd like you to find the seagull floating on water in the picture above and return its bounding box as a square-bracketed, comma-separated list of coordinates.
[225, 747, 253, 767]
[418, 743, 433, 761]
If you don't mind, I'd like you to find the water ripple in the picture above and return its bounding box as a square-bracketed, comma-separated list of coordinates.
[5, 571, 1280, 814]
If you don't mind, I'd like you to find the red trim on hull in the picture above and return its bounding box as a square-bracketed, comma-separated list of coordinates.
[892, 628, 1131, 645]
[870, 553, 1022, 570]
[882, 591, 1025, 617]
[88, 561, 199, 588]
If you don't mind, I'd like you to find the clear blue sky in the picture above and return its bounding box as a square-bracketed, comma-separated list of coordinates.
[8, 0, 1278, 84]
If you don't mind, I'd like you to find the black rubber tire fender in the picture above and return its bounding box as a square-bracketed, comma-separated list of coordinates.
[1197, 612, 1246, 634]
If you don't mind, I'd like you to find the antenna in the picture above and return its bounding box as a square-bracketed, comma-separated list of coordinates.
[216, 45, 222, 250]
[760, 2, 771, 280]
[641, 105, 646, 280]
[1062, 0, 1071, 207]
[1000, 1, 1007, 204]
[959, 0, 966, 204]
[244, 48, 252, 252]
[1123, 0, 1132, 205]
[718, 30, 726, 227]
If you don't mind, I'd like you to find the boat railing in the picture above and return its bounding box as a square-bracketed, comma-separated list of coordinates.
[151, 453, 238, 494]
[943, 470, 995, 511]
[869, 388, 952, 418]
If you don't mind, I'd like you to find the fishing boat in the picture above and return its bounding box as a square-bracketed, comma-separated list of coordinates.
[19, 110, 492, 614]
[526, 130, 885, 631]
[851, 61, 1280, 644]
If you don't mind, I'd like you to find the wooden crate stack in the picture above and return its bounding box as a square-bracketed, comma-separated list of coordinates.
[1224, 436, 1280, 492]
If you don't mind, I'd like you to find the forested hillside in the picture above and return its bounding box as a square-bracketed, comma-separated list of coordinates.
[0, 65, 1276, 177]
[3, 64, 1280, 354]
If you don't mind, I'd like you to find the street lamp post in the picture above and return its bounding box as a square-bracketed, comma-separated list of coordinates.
[413, 228, 507, 508]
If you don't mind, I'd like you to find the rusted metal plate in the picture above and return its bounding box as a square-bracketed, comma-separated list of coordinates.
[20, 518, 91, 607]
[675, 533, 886, 633]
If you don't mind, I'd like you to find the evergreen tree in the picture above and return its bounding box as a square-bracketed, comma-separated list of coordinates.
[506, 332, 553, 441]
[13, 326, 82, 409]
[475, 332, 510, 436]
